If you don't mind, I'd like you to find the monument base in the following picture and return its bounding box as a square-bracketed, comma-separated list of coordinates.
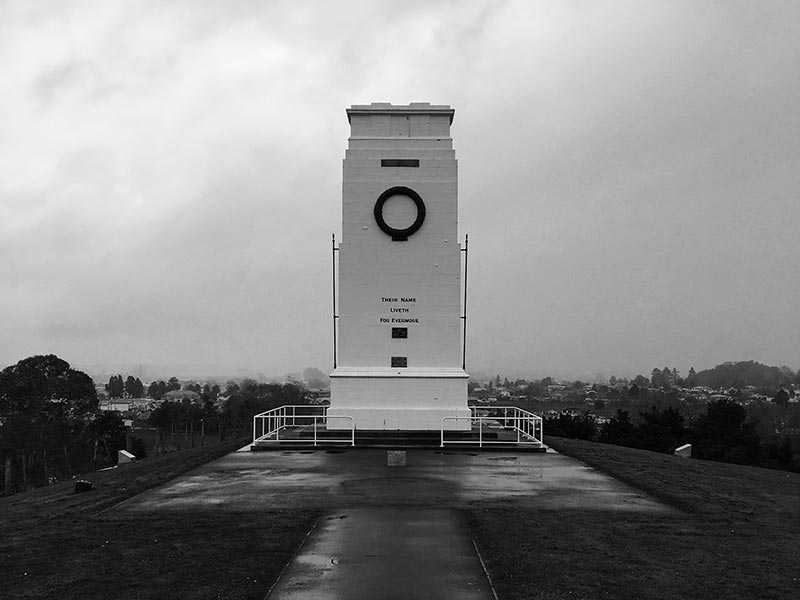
[328, 368, 471, 431]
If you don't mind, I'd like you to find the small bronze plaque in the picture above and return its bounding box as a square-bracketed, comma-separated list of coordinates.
[381, 159, 419, 167]
[391, 356, 408, 368]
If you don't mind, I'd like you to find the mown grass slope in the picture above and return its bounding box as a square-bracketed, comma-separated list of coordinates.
[467, 437, 800, 600]
[1, 439, 318, 600]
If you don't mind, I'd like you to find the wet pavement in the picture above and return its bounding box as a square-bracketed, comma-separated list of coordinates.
[120, 448, 672, 513]
[119, 449, 671, 599]
[267, 507, 495, 600]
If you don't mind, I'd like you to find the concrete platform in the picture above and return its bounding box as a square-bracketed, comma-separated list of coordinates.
[119, 449, 670, 599]
[120, 448, 671, 512]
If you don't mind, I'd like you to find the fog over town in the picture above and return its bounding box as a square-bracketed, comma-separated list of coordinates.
[2, 1, 799, 380]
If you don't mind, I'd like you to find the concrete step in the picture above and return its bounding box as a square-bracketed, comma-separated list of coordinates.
[251, 425, 544, 451]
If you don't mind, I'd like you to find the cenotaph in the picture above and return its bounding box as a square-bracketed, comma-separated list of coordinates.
[327, 102, 471, 430]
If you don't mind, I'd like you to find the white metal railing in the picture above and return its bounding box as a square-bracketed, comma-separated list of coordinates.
[252, 405, 355, 446]
[440, 405, 544, 447]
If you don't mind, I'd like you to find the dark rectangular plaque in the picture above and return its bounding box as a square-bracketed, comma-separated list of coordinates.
[391, 356, 408, 368]
[391, 327, 408, 339]
[381, 159, 419, 167]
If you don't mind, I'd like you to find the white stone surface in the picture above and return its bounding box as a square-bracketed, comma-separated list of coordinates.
[118, 450, 136, 464]
[330, 103, 469, 430]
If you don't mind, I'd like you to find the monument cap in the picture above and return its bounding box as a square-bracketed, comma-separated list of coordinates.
[347, 102, 455, 124]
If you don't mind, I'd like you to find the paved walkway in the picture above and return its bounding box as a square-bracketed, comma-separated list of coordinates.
[267, 507, 495, 600]
[120, 449, 671, 598]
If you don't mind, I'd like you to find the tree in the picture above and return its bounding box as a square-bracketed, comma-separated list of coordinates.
[124, 376, 144, 398]
[637, 406, 687, 453]
[148, 402, 172, 454]
[546, 412, 597, 440]
[691, 398, 761, 465]
[105, 375, 124, 398]
[524, 381, 542, 399]
[773, 389, 790, 407]
[88, 411, 126, 468]
[184, 381, 202, 394]
[147, 380, 167, 400]
[694, 361, 786, 390]
[599, 410, 636, 446]
[303, 367, 329, 389]
[651, 368, 665, 389]
[167, 377, 181, 392]
[220, 381, 310, 438]
[686, 367, 697, 387]
[0, 355, 96, 494]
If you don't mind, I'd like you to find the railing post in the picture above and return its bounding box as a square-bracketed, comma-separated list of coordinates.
[314, 418, 318, 447]
[479, 418, 483, 447]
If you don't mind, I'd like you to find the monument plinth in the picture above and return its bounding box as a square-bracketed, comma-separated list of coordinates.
[328, 103, 470, 431]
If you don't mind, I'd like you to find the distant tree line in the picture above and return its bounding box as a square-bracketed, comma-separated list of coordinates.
[691, 361, 798, 390]
[642, 361, 798, 392]
[1, 355, 316, 496]
[547, 399, 799, 473]
[144, 378, 308, 451]
[146, 377, 181, 400]
[216, 379, 309, 438]
[105, 374, 145, 399]
[105, 374, 227, 402]
[148, 398, 218, 453]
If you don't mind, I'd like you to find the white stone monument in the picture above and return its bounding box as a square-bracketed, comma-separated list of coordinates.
[328, 103, 471, 431]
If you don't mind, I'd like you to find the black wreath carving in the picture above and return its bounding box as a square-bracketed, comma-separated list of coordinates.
[373, 186, 426, 241]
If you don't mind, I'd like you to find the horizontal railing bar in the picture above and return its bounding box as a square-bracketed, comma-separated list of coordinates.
[253, 407, 354, 446]
[441, 411, 544, 448]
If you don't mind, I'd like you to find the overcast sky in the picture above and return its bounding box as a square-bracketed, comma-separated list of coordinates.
[2, 0, 798, 381]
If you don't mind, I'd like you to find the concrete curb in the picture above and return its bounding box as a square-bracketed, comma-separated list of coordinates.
[263, 516, 321, 600]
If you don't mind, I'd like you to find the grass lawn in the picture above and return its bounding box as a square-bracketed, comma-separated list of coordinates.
[1, 439, 319, 600]
[467, 437, 800, 600]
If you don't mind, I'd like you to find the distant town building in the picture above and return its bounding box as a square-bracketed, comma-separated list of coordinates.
[161, 390, 201, 402]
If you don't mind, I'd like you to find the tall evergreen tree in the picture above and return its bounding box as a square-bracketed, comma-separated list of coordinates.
[105, 375, 124, 398]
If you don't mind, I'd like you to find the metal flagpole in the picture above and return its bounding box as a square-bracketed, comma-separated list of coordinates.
[461, 234, 468, 370]
[332, 234, 338, 369]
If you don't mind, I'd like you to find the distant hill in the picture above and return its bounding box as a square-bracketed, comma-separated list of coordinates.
[694, 360, 795, 390]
